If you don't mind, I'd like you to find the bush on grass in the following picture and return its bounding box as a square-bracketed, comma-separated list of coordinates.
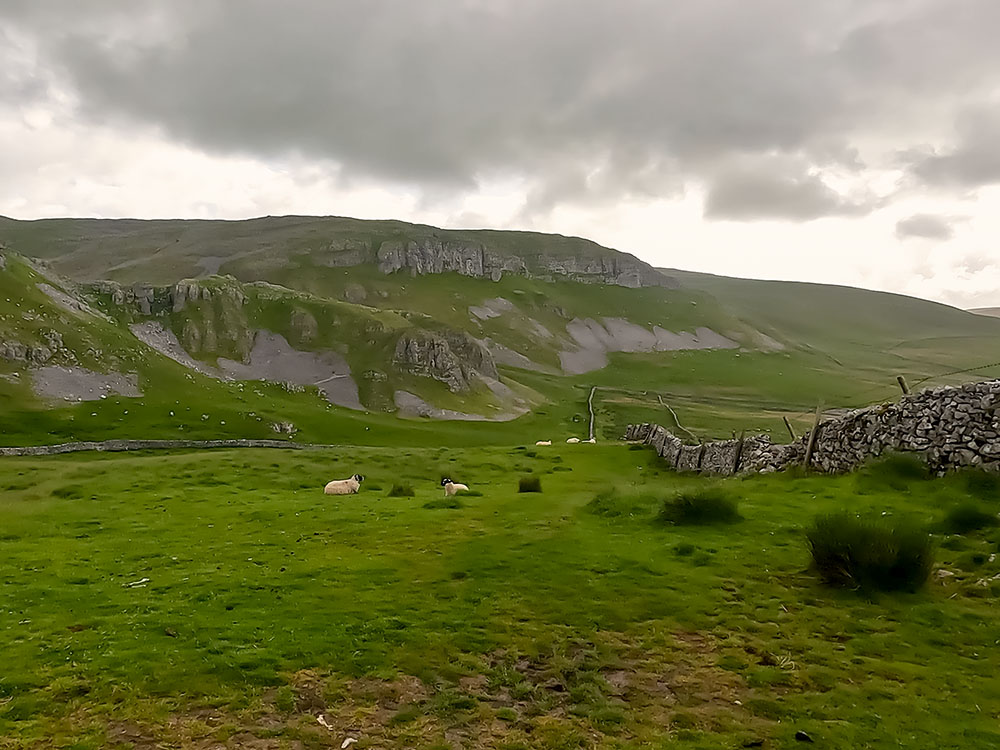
[806, 512, 934, 592]
[941, 502, 999, 534]
[518, 476, 542, 493]
[658, 487, 740, 525]
[387, 482, 415, 497]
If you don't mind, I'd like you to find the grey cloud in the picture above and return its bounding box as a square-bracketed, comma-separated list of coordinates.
[958, 253, 995, 275]
[3, 0, 1000, 218]
[895, 213, 965, 241]
[704, 157, 877, 221]
[906, 106, 1000, 188]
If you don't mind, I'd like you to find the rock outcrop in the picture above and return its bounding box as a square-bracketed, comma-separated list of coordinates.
[626, 379, 1000, 476]
[372, 237, 674, 288]
[392, 329, 499, 392]
[0, 330, 67, 365]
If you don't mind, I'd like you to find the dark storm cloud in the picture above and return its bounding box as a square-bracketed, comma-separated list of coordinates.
[3, 0, 1000, 220]
[895, 213, 964, 241]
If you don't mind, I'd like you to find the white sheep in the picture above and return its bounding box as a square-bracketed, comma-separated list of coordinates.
[323, 473, 364, 495]
[584, 438, 596, 444]
[441, 477, 470, 496]
[535, 440, 552, 446]
[566, 437, 580, 444]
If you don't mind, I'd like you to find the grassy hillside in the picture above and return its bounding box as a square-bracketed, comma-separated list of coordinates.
[970, 307, 1000, 319]
[0, 215, 667, 287]
[4, 215, 1000, 447]
[2, 446, 999, 748]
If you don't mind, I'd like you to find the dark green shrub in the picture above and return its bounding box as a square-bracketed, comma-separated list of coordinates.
[658, 487, 740, 525]
[518, 476, 542, 493]
[674, 543, 696, 556]
[387, 482, 415, 497]
[942, 502, 999, 534]
[806, 513, 934, 592]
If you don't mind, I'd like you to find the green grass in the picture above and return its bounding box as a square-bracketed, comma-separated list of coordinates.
[388, 482, 416, 497]
[2, 445, 1000, 748]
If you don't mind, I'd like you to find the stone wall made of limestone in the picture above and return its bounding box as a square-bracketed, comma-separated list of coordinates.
[625, 379, 1000, 475]
[0, 439, 311, 457]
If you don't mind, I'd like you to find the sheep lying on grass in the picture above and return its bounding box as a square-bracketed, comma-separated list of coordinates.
[441, 478, 470, 496]
[324, 473, 364, 495]
[535, 440, 552, 446]
[566, 437, 580, 444]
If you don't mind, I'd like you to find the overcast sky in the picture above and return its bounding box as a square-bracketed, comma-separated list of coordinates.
[2, 0, 999, 308]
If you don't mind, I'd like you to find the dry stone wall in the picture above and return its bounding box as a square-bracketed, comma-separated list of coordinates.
[626, 379, 1000, 475]
[0, 439, 312, 457]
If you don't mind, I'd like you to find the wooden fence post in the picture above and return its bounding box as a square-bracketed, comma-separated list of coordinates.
[803, 404, 823, 470]
[732, 431, 746, 474]
[896, 375, 910, 395]
[782, 416, 797, 441]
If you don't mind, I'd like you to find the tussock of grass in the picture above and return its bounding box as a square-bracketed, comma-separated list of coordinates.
[586, 488, 653, 518]
[518, 476, 542, 493]
[856, 453, 930, 492]
[387, 482, 415, 498]
[423, 497, 464, 509]
[962, 468, 1000, 501]
[806, 512, 934, 592]
[657, 487, 740, 525]
[941, 502, 999, 534]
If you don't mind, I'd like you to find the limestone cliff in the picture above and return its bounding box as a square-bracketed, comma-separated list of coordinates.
[392, 329, 499, 392]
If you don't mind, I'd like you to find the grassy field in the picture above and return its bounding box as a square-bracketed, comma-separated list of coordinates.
[3, 445, 1000, 749]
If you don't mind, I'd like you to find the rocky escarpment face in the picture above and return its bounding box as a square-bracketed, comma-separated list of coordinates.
[376, 239, 526, 282]
[373, 237, 675, 288]
[392, 329, 499, 392]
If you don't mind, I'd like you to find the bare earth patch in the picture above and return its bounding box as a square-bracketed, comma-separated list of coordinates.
[559, 317, 739, 374]
[88, 630, 772, 750]
[218, 330, 363, 410]
[30, 365, 142, 402]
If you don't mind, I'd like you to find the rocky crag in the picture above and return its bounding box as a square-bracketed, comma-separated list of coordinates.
[626, 379, 1000, 475]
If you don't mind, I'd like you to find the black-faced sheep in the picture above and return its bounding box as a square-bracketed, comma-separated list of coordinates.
[324, 473, 364, 495]
[441, 477, 470, 496]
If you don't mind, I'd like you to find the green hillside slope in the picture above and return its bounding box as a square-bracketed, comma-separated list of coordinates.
[2, 215, 999, 447]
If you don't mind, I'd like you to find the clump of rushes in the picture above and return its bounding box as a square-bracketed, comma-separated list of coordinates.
[806, 512, 934, 592]
[518, 476, 542, 493]
[658, 487, 740, 525]
[387, 482, 415, 497]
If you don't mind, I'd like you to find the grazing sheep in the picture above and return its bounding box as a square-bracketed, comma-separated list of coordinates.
[441, 477, 470, 496]
[324, 473, 364, 495]
[535, 440, 552, 446]
[566, 437, 580, 444]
